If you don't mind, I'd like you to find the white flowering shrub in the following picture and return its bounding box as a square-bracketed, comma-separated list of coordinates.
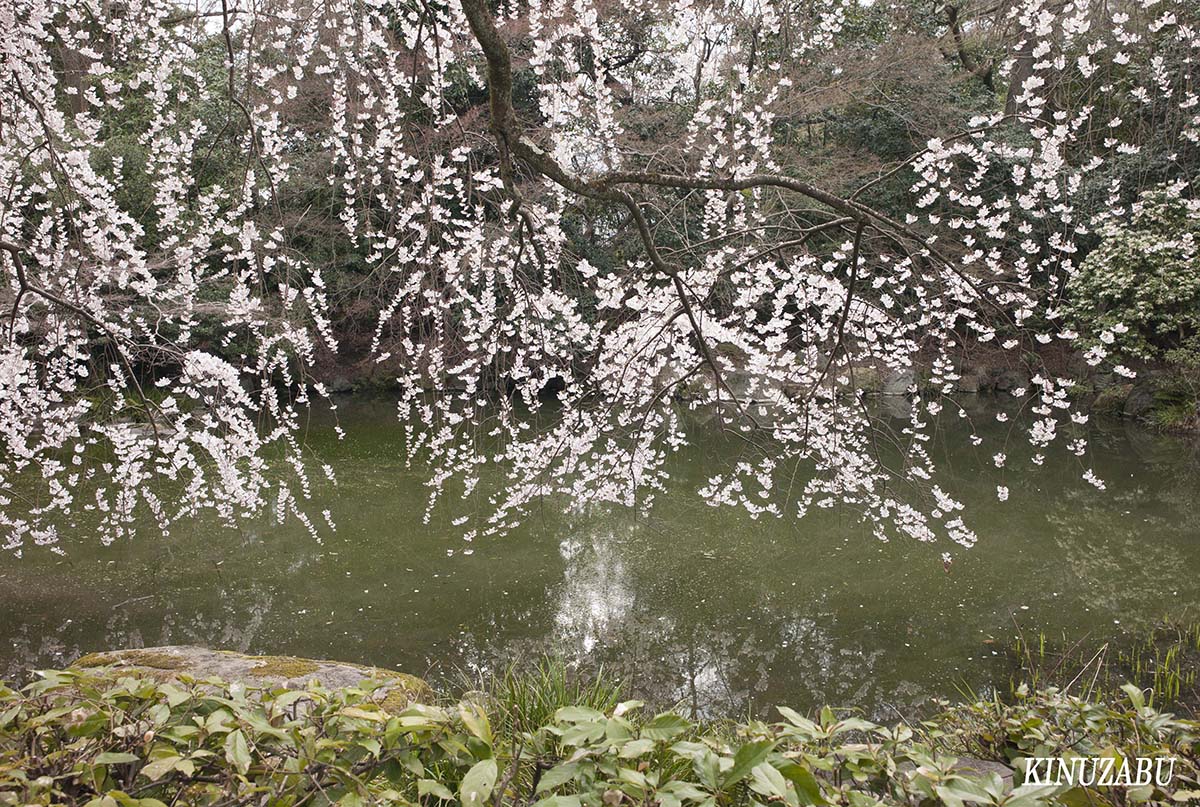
[1066, 188, 1200, 359]
[1, 0, 1198, 554]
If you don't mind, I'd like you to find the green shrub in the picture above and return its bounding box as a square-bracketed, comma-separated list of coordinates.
[1066, 188, 1200, 360]
[1, 668, 1198, 806]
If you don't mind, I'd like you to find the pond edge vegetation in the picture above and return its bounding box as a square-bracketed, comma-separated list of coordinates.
[1, 658, 1197, 807]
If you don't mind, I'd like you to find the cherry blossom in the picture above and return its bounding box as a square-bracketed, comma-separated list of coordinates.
[0, 0, 1196, 554]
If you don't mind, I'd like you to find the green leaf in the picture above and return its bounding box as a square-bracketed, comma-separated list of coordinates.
[562, 721, 606, 746]
[1121, 683, 1146, 709]
[555, 706, 605, 723]
[642, 713, 691, 742]
[619, 738, 655, 758]
[934, 780, 991, 805]
[618, 767, 648, 789]
[0, 705, 21, 728]
[831, 717, 877, 735]
[694, 750, 723, 791]
[460, 758, 499, 807]
[668, 742, 708, 760]
[418, 779, 455, 800]
[536, 762, 580, 793]
[749, 763, 795, 807]
[776, 707, 818, 734]
[340, 706, 386, 723]
[95, 752, 141, 765]
[777, 763, 826, 806]
[139, 756, 182, 781]
[659, 781, 710, 802]
[83, 796, 120, 807]
[273, 690, 311, 709]
[532, 797, 582, 807]
[846, 793, 884, 807]
[722, 740, 776, 789]
[158, 685, 190, 708]
[459, 700, 493, 746]
[605, 717, 634, 742]
[1127, 784, 1154, 803]
[224, 729, 251, 775]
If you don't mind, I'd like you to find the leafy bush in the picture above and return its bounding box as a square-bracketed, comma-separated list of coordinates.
[1066, 189, 1200, 359]
[1, 668, 1198, 806]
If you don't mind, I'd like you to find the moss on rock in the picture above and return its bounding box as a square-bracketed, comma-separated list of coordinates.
[73, 649, 189, 670]
[384, 673, 432, 707]
[69, 646, 432, 711]
[379, 685, 417, 714]
[247, 656, 321, 678]
[1092, 383, 1133, 416]
[72, 652, 115, 668]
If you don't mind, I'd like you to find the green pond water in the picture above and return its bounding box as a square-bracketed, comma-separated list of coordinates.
[2, 396, 1198, 718]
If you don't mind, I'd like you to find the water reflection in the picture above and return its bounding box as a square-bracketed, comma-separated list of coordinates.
[1, 399, 1198, 717]
[444, 517, 971, 718]
[555, 532, 636, 654]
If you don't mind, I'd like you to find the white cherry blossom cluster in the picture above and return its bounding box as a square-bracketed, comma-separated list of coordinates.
[1, 0, 1196, 553]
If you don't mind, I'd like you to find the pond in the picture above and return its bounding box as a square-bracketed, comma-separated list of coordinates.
[2, 395, 1198, 718]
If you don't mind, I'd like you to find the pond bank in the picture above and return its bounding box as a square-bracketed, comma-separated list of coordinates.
[1, 659, 1197, 806]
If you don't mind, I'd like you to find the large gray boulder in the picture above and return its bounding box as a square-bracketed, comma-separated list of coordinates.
[880, 367, 916, 396]
[72, 646, 431, 709]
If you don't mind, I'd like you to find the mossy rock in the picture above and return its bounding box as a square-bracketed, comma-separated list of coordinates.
[247, 656, 321, 678]
[75, 649, 190, 671]
[1091, 383, 1134, 416]
[71, 646, 431, 710]
[850, 366, 883, 393]
[1064, 381, 1094, 399]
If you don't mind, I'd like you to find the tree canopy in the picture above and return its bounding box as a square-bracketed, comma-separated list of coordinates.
[0, 0, 1197, 553]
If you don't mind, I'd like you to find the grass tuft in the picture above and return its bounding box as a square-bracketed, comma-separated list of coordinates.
[465, 656, 623, 737]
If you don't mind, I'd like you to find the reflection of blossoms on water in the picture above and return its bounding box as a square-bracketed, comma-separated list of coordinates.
[554, 533, 636, 653]
[559, 604, 896, 718]
[3, 626, 80, 684]
[501, 522, 898, 717]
